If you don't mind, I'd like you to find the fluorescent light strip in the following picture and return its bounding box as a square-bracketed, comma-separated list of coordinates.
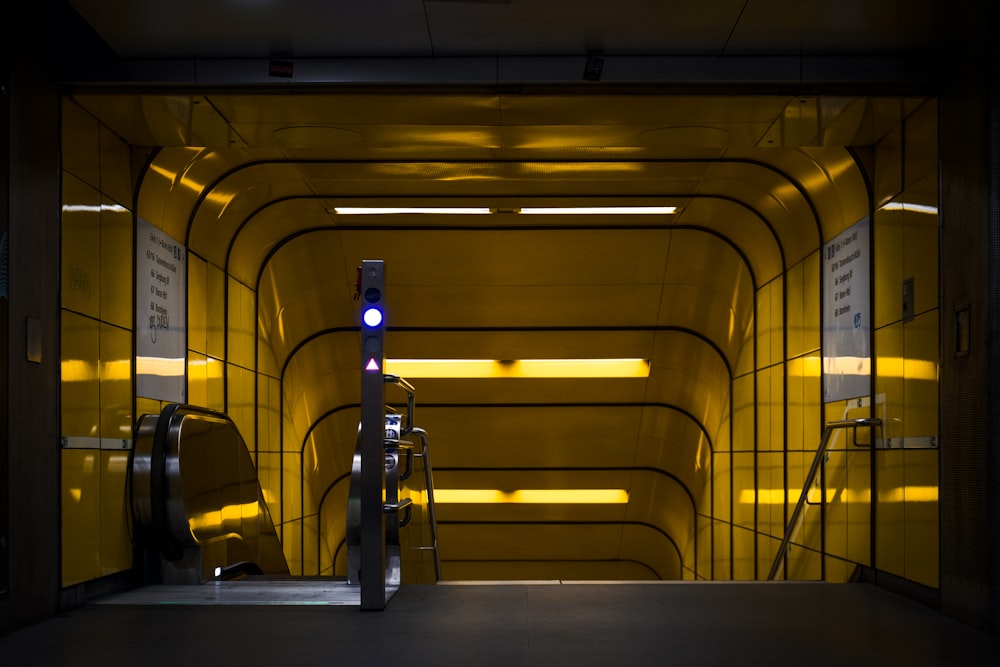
[878, 202, 938, 215]
[333, 207, 491, 215]
[385, 358, 650, 378]
[435, 489, 629, 504]
[330, 206, 677, 215]
[519, 206, 677, 215]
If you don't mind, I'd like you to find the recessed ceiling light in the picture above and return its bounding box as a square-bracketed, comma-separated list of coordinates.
[518, 206, 677, 215]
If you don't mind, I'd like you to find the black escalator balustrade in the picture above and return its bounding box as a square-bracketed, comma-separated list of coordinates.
[130, 403, 289, 584]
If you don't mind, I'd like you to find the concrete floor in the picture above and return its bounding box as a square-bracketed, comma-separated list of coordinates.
[1, 581, 997, 666]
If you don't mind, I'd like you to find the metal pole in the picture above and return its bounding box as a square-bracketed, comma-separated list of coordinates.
[359, 260, 386, 610]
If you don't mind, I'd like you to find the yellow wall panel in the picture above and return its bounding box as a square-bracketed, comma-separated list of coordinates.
[206, 356, 225, 412]
[732, 526, 755, 580]
[61, 99, 101, 190]
[206, 263, 226, 360]
[903, 311, 939, 439]
[786, 545, 822, 580]
[903, 449, 939, 587]
[100, 451, 132, 576]
[876, 452, 906, 577]
[801, 252, 820, 352]
[99, 124, 134, 210]
[283, 452, 303, 521]
[227, 363, 256, 451]
[768, 278, 784, 365]
[187, 351, 208, 407]
[786, 260, 804, 357]
[62, 176, 101, 319]
[731, 374, 755, 451]
[303, 518, 319, 576]
[99, 323, 132, 441]
[756, 284, 772, 368]
[188, 254, 208, 355]
[695, 514, 711, 579]
[757, 534, 779, 580]
[712, 452, 731, 522]
[824, 555, 854, 583]
[61, 312, 100, 438]
[228, 277, 256, 369]
[136, 397, 163, 421]
[823, 450, 849, 561]
[845, 450, 871, 566]
[873, 125, 903, 209]
[902, 202, 938, 317]
[257, 451, 282, 522]
[732, 452, 755, 529]
[756, 368, 773, 451]
[770, 365, 784, 452]
[99, 200, 133, 329]
[786, 358, 805, 451]
[875, 325, 905, 443]
[282, 519, 303, 576]
[713, 520, 731, 580]
[62, 450, 101, 586]
[874, 207, 905, 328]
[756, 452, 783, 539]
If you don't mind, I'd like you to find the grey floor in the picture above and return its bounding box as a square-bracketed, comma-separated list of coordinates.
[1, 581, 998, 666]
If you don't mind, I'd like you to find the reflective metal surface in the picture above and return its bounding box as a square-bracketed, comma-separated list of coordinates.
[131, 404, 289, 581]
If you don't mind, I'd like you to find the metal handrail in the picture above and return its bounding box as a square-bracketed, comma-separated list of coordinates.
[407, 427, 442, 582]
[767, 417, 881, 581]
[383, 375, 441, 583]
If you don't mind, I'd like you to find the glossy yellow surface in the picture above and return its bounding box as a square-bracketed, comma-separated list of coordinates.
[55, 89, 941, 587]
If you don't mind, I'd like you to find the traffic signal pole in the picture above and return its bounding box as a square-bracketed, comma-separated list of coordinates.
[359, 260, 387, 610]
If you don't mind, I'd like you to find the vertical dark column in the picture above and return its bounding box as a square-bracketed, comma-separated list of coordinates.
[0, 10, 10, 607]
[359, 260, 386, 610]
[939, 2, 1000, 631]
[1, 6, 61, 632]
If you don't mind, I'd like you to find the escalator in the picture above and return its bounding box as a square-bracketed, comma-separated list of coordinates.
[126, 398, 438, 606]
[130, 403, 289, 584]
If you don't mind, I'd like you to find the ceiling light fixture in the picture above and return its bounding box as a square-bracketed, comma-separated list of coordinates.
[434, 489, 630, 504]
[518, 206, 677, 215]
[384, 358, 650, 379]
[332, 207, 491, 215]
[878, 202, 938, 215]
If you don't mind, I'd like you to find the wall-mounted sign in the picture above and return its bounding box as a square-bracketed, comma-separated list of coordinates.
[823, 216, 871, 403]
[136, 218, 186, 402]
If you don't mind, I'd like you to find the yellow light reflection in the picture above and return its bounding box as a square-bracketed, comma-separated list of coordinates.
[61, 359, 98, 382]
[879, 485, 938, 503]
[435, 489, 629, 504]
[136, 356, 186, 378]
[385, 358, 650, 379]
[62, 359, 132, 382]
[821, 356, 937, 380]
[188, 501, 261, 532]
[741, 486, 937, 504]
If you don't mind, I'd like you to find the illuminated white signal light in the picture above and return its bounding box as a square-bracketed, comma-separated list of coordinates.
[362, 307, 383, 327]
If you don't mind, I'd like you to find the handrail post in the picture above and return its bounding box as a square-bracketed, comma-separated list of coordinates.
[767, 418, 881, 581]
[410, 427, 441, 582]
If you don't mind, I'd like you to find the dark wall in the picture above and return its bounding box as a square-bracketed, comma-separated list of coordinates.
[939, 7, 1000, 632]
[0, 4, 64, 633]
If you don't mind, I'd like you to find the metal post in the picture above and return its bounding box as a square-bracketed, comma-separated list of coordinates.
[359, 260, 386, 610]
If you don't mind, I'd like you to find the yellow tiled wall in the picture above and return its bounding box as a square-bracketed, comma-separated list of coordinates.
[60, 100, 135, 587]
[708, 100, 939, 587]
